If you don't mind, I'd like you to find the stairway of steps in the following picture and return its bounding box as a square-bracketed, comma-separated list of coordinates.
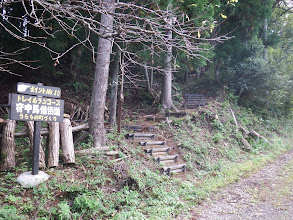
[126, 130, 186, 176]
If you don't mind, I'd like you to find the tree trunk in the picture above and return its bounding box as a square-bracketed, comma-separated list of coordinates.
[117, 56, 125, 134]
[150, 41, 154, 90]
[48, 122, 60, 167]
[89, 0, 115, 148]
[60, 118, 75, 164]
[0, 120, 16, 171]
[263, 16, 268, 62]
[25, 121, 46, 168]
[143, 45, 152, 93]
[160, 4, 174, 110]
[144, 65, 151, 93]
[197, 67, 201, 79]
[215, 60, 221, 85]
[109, 44, 121, 127]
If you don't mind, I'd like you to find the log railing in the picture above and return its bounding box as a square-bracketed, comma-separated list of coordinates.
[0, 117, 88, 171]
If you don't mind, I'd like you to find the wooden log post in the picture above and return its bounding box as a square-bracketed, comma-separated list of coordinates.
[60, 117, 75, 164]
[25, 121, 46, 168]
[48, 122, 60, 167]
[0, 118, 4, 144]
[0, 120, 16, 171]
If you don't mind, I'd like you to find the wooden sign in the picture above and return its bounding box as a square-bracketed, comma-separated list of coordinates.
[17, 82, 61, 98]
[9, 93, 64, 122]
[9, 82, 64, 175]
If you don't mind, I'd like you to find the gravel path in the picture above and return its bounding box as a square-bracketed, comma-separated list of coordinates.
[190, 149, 293, 220]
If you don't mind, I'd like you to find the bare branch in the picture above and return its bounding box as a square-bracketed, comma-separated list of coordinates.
[1, 0, 232, 75]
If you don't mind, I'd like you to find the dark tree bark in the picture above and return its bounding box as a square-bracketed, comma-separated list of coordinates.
[109, 44, 121, 127]
[89, 0, 115, 148]
[0, 120, 16, 171]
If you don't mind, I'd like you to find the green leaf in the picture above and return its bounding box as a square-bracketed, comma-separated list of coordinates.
[221, 13, 227, 19]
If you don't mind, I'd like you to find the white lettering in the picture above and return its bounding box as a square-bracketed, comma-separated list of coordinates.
[47, 106, 54, 115]
[40, 106, 47, 115]
[32, 104, 40, 114]
[16, 103, 25, 113]
[24, 104, 32, 114]
[53, 107, 60, 116]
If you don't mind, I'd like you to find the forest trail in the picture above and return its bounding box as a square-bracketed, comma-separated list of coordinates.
[187, 148, 293, 220]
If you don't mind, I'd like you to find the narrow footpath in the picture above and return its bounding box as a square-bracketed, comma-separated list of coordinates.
[187, 149, 293, 220]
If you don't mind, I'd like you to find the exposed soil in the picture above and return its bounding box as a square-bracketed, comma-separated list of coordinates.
[187, 148, 293, 220]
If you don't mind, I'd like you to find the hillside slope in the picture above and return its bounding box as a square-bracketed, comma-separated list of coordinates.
[0, 95, 292, 219]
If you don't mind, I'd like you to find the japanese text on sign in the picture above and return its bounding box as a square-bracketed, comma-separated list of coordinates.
[10, 93, 64, 122]
[17, 82, 61, 98]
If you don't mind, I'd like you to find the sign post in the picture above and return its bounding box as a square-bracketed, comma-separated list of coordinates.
[32, 120, 41, 175]
[9, 82, 64, 176]
[32, 83, 42, 175]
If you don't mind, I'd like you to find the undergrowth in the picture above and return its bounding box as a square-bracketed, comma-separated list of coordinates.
[0, 99, 293, 219]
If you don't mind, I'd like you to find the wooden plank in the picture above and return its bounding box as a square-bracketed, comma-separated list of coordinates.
[139, 141, 165, 146]
[169, 168, 186, 174]
[105, 151, 119, 156]
[123, 125, 154, 132]
[123, 125, 143, 132]
[0, 123, 88, 138]
[183, 94, 207, 109]
[162, 168, 186, 175]
[76, 147, 110, 154]
[165, 112, 187, 117]
[161, 164, 186, 172]
[126, 133, 155, 140]
[155, 155, 178, 161]
[144, 147, 170, 154]
[155, 155, 178, 163]
[146, 117, 167, 122]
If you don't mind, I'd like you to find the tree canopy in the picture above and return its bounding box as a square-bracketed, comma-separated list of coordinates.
[1, 0, 293, 146]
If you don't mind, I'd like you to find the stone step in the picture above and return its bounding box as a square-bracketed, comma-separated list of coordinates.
[126, 133, 155, 140]
[161, 164, 187, 176]
[154, 155, 178, 163]
[144, 147, 171, 156]
[139, 141, 166, 146]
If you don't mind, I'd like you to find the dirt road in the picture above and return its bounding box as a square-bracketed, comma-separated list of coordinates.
[191, 149, 293, 220]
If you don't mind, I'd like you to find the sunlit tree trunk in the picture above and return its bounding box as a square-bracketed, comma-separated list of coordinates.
[160, 4, 174, 110]
[89, 0, 115, 148]
[109, 45, 121, 127]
